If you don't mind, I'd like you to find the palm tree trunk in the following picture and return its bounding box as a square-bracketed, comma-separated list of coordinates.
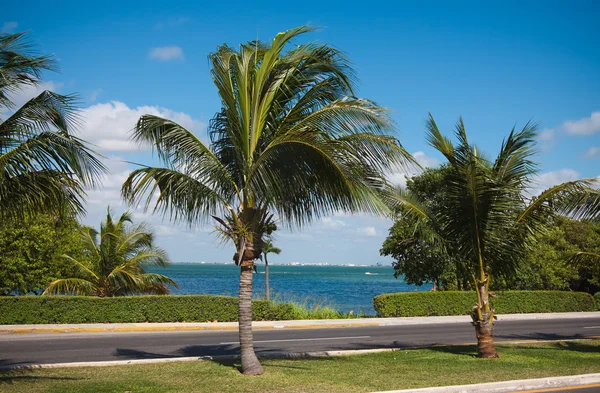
[472, 277, 499, 358]
[239, 263, 263, 375]
[264, 254, 270, 302]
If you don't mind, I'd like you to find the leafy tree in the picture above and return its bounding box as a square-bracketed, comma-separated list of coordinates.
[0, 32, 105, 220]
[382, 166, 470, 290]
[500, 216, 600, 292]
[43, 209, 177, 296]
[386, 114, 596, 358]
[122, 26, 413, 375]
[261, 239, 281, 301]
[0, 213, 83, 295]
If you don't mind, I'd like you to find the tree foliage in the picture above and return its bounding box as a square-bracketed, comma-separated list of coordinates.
[43, 209, 177, 296]
[121, 26, 414, 375]
[381, 166, 468, 290]
[0, 31, 105, 220]
[0, 212, 83, 295]
[384, 114, 596, 358]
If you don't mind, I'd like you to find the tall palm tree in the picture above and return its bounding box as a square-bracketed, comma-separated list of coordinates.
[387, 114, 597, 358]
[122, 26, 413, 375]
[0, 32, 105, 219]
[43, 209, 177, 296]
[261, 239, 281, 301]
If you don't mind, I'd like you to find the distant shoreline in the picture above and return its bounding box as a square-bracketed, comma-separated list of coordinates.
[165, 262, 390, 267]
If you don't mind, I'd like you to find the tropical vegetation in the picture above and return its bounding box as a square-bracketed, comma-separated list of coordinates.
[0, 212, 85, 295]
[43, 209, 177, 296]
[385, 115, 599, 358]
[121, 25, 413, 374]
[0, 31, 104, 220]
[382, 168, 600, 294]
[261, 239, 281, 301]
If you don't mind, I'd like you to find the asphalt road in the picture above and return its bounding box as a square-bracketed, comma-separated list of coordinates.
[1, 318, 599, 367]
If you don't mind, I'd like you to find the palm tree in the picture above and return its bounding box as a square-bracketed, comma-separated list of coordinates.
[261, 239, 281, 301]
[43, 209, 177, 296]
[387, 114, 597, 358]
[122, 26, 413, 375]
[0, 32, 105, 219]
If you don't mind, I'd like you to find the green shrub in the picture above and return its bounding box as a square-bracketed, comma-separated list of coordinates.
[594, 292, 600, 311]
[0, 295, 299, 324]
[373, 291, 597, 317]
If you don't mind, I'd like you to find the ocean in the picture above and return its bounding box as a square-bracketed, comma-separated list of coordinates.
[146, 263, 431, 315]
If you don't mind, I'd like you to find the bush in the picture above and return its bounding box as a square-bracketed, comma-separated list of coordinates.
[595, 292, 600, 311]
[373, 291, 597, 317]
[0, 295, 299, 324]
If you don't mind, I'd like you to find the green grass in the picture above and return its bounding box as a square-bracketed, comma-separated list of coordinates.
[2, 341, 599, 393]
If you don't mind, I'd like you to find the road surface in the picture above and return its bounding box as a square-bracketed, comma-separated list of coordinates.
[1, 317, 599, 366]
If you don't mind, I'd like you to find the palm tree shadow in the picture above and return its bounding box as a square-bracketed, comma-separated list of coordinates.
[0, 369, 80, 385]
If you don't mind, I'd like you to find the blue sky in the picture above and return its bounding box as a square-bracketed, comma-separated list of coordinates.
[3, 1, 599, 264]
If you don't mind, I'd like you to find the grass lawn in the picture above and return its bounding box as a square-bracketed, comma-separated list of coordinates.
[1, 340, 599, 393]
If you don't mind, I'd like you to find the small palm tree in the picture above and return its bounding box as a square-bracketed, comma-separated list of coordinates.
[261, 239, 281, 301]
[43, 209, 177, 296]
[0, 32, 105, 219]
[122, 26, 413, 375]
[387, 114, 597, 358]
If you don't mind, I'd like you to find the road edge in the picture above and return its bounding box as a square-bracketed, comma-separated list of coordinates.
[2, 312, 600, 334]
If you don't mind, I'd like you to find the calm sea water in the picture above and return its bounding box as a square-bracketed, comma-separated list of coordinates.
[146, 263, 431, 315]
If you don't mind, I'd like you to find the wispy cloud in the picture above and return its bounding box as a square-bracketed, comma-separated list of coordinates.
[537, 128, 555, 151]
[1, 21, 17, 33]
[155, 17, 189, 30]
[582, 146, 600, 160]
[563, 111, 600, 136]
[89, 88, 102, 103]
[148, 46, 184, 61]
[528, 169, 580, 197]
[356, 226, 377, 237]
[387, 150, 440, 188]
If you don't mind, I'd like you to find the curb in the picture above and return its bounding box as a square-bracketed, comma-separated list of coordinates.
[1, 312, 599, 335]
[372, 373, 600, 393]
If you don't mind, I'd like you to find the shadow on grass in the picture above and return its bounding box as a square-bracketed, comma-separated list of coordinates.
[0, 369, 80, 385]
[425, 339, 600, 358]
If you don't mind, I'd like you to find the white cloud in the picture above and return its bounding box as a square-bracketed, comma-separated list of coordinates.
[148, 46, 184, 61]
[562, 111, 600, 136]
[538, 128, 555, 142]
[320, 217, 347, 229]
[387, 151, 439, 187]
[1, 21, 17, 33]
[89, 88, 102, 103]
[3, 81, 63, 111]
[583, 146, 600, 160]
[85, 157, 131, 208]
[528, 169, 580, 197]
[155, 17, 189, 29]
[78, 101, 204, 152]
[357, 226, 377, 237]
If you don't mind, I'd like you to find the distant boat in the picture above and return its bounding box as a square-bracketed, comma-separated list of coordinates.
[365, 272, 372, 275]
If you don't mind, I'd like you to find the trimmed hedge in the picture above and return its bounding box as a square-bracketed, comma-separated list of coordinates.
[0, 295, 297, 324]
[595, 292, 600, 310]
[373, 291, 597, 317]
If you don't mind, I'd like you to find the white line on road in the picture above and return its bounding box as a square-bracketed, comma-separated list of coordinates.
[220, 336, 371, 345]
[583, 326, 600, 329]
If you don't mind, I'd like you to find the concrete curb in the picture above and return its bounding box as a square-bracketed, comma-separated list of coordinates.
[1, 312, 599, 335]
[372, 373, 600, 393]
